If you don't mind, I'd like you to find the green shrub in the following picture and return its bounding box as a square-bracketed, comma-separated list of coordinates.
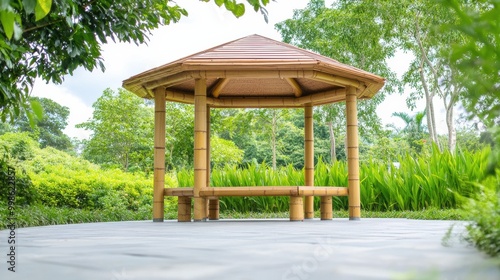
[464, 175, 500, 257]
[176, 146, 490, 213]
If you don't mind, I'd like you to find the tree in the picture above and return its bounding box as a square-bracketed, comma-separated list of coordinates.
[253, 109, 292, 170]
[164, 103, 194, 170]
[391, 111, 427, 154]
[13, 97, 72, 151]
[77, 88, 153, 172]
[211, 135, 244, 167]
[443, 0, 499, 127]
[0, 0, 271, 122]
[275, 0, 402, 160]
[387, 0, 465, 152]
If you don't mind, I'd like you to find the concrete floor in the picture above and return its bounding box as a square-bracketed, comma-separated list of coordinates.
[1, 218, 499, 280]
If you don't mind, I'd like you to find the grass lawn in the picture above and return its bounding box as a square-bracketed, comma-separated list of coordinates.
[0, 205, 467, 230]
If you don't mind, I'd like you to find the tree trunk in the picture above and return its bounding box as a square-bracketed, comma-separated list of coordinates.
[446, 102, 456, 153]
[418, 57, 441, 150]
[444, 87, 458, 153]
[327, 121, 336, 163]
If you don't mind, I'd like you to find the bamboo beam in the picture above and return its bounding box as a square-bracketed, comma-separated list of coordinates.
[197, 70, 315, 79]
[199, 187, 299, 197]
[304, 105, 314, 219]
[164, 188, 194, 196]
[194, 78, 208, 222]
[296, 89, 346, 105]
[207, 89, 346, 108]
[207, 97, 302, 108]
[311, 72, 363, 89]
[153, 88, 166, 222]
[198, 186, 348, 197]
[346, 86, 361, 220]
[161, 87, 348, 109]
[165, 90, 195, 104]
[210, 78, 229, 98]
[144, 72, 194, 90]
[285, 78, 302, 97]
[298, 187, 348, 196]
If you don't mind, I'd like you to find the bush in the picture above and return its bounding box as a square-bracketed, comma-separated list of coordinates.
[464, 175, 500, 257]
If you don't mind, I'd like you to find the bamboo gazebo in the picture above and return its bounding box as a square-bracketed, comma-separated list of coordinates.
[123, 34, 385, 222]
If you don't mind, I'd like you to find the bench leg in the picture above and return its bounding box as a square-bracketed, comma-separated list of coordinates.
[208, 198, 220, 220]
[290, 196, 304, 221]
[320, 196, 333, 220]
[178, 197, 192, 222]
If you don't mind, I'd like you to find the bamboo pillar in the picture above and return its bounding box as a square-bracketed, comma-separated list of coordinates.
[290, 196, 304, 221]
[304, 105, 314, 219]
[194, 79, 208, 221]
[206, 105, 220, 220]
[208, 199, 219, 220]
[320, 197, 332, 220]
[346, 86, 361, 220]
[153, 88, 166, 222]
[178, 196, 192, 222]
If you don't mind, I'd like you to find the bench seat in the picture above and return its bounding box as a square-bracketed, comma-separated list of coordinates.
[164, 186, 347, 222]
[164, 186, 348, 197]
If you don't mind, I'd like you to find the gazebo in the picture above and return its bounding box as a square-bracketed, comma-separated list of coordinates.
[123, 34, 385, 222]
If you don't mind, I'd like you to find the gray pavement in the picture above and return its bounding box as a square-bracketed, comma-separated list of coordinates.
[1, 218, 499, 280]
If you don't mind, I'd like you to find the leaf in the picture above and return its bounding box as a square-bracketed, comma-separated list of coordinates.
[35, 0, 52, 21]
[233, 3, 245, 18]
[30, 99, 44, 120]
[23, 0, 37, 14]
[0, 10, 15, 40]
[215, 0, 224, 7]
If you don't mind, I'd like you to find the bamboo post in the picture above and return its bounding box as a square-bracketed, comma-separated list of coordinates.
[346, 86, 361, 220]
[304, 105, 314, 219]
[206, 104, 220, 220]
[208, 199, 220, 220]
[153, 88, 166, 222]
[320, 197, 332, 220]
[194, 79, 208, 221]
[178, 196, 192, 222]
[290, 196, 304, 221]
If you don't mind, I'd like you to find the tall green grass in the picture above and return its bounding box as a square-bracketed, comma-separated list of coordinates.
[176, 146, 491, 213]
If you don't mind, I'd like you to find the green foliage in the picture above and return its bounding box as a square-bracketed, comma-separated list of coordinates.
[165, 103, 194, 170]
[0, 0, 188, 121]
[12, 97, 72, 151]
[442, 0, 500, 125]
[77, 88, 153, 172]
[275, 0, 402, 158]
[0, 0, 271, 122]
[177, 147, 490, 213]
[0, 203, 152, 229]
[0, 131, 176, 212]
[0, 145, 36, 206]
[464, 174, 500, 257]
[211, 135, 244, 167]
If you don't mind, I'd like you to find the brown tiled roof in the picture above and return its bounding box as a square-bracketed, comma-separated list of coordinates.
[123, 34, 385, 108]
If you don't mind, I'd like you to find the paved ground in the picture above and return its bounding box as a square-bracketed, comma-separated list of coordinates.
[1, 218, 499, 280]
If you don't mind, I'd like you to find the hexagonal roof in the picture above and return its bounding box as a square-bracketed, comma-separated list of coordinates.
[123, 34, 385, 108]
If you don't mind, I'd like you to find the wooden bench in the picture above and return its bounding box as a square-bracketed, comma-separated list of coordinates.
[164, 186, 348, 222]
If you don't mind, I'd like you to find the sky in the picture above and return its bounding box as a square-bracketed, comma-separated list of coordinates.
[31, 0, 448, 140]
